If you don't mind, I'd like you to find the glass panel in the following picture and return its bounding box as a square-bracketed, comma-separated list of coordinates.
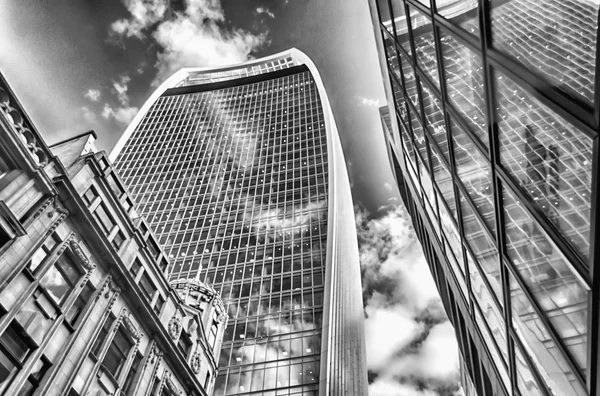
[451, 117, 496, 236]
[472, 272, 507, 362]
[400, 121, 414, 159]
[377, 0, 393, 26]
[390, 0, 411, 55]
[431, 147, 456, 220]
[385, 35, 403, 83]
[420, 82, 450, 162]
[495, 71, 592, 262]
[509, 273, 587, 396]
[440, 31, 487, 146]
[474, 307, 510, 390]
[514, 343, 545, 396]
[460, 191, 502, 302]
[503, 186, 588, 372]
[435, 0, 479, 36]
[490, 0, 597, 103]
[409, 107, 428, 166]
[41, 266, 71, 304]
[409, 6, 440, 88]
[400, 51, 420, 108]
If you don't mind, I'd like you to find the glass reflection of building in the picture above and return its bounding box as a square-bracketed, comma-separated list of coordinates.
[369, 0, 600, 395]
[109, 49, 368, 396]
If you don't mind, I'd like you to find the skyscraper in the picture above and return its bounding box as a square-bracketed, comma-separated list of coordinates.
[109, 49, 368, 396]
[369, 1, 599, 396]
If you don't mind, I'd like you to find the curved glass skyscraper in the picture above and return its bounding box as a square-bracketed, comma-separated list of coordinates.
[109, 49, 367, 396]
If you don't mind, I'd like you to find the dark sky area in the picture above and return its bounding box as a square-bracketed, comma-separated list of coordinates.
[0, 1, 462, 394]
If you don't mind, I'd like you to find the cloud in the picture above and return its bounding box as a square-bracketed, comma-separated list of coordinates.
[357, 205, 462, 395]
[383, 182, 393, 191]
[357, 96, 382, 107]
[111, 0, 267, 85]
[112, 75, 131, 106]
[102, 103, 138, 124]
[110, 0, 169, 39]
[84, 89, 101, 102]
[256, 7, 275, 18]
[81, 106, 97, 122]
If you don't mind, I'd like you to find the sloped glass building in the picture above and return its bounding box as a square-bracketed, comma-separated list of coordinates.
[109, 49, 367, 396]
[369, 1, 600, 396]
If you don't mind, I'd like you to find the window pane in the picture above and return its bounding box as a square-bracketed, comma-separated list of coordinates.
[431, 146, 456, 220]
[503, 186, 588, 371]
[495, 71, 592, 262]
[400, 51, 420, 109]
[435, 0, 479, 36]
[40, 266, 70, 304]
[420, 82, 450, 162]
[460, 191, 502, 302]
[490, 0, 597, 103]
[451, 117, 495, 236]
[440, 31, 487, 146]
[409, 6, 440, 87]
[509, 273, 587, 396]
[94, 205, 115, 234]
[514, 343, 545, 396]
[390, 0, 411, 55]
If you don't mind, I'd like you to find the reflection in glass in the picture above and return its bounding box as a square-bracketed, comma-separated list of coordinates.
[514, 343, 545, 396]
[509, 273, 587, 396]
[400, 51, 420, 109]
[440, 31, 487, 147]
[431, 147, 456, 220]
[474, 307, 510, 390]
[435, 0, 479, 36]
[410, 107, 428, 166]
[420, 82, 450, 162]
[496, 71, 591, 262]
[490, 0, 598, 103]
[451, 117, 495, 236]
[390, 0, 412, 55]
[503, 186, 588, 372]
[460, 191, 502, 303]
[409, 6, 441, 88]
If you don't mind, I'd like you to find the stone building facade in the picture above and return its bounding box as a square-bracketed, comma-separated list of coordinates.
[0, 73, 226, 396]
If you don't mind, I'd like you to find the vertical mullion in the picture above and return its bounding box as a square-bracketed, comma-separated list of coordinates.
[588, 137, 600, 395]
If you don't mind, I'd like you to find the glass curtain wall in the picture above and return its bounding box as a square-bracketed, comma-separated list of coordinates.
[115, 68, 326, 396]
[373, 0, 599, 395]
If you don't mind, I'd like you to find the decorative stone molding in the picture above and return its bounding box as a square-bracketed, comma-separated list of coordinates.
[190, 353, 201, 374]
[105, 279, 120, 299]
[165, 372, 182, 396]
[69, 240, 95, 271]
[123, 314, 143, 341]
[0, 86, 51, 167]
[168, 316, 182, 340]
[32, 197, 53, 221]
[95, 276, 112, 302]
[47, 196, 69, 218]
[149, 341, 163, 365]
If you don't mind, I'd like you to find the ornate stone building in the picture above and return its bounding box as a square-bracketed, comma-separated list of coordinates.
[0, 73, 225, 396]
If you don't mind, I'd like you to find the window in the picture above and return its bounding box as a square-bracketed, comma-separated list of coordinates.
[153, 294, 165, 316]
[102, 326, 134, 379]
[208, 321, 218, 348]
[40, 254, 82, 305]
[83, 186, 99, 206]
[111, 230, 126, 251]
[146, 238, 160, 259]
[91, 315, 115, 358]
[0, 322, 32, 393]
[106, 173, 124, 198]
[177, 332, 192, 357]
[93, 204, 116, 235]
[18, 356, 51, 396]
[28, 233, 60, 272]
[123, 352, 143, 396]
[130, 259, 142, 277]
[65, 281, 95, 326]
[138, 271, 157, 302]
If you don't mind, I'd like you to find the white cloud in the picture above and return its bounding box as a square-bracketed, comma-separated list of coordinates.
[102, 103, 138, 124]
[358, 96, 381, 107]
[383, 181, 393, 191]
[84, 89, 101, 102]
[81, 106, 97, 122]
[256, 6, 275, 18]
[111, 0, 266, 85]
[357, 206, 462, 395]
[110, 0, 169, 39]
[112, 75, 131, 106]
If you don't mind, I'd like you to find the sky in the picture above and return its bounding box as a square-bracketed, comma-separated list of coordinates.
[0, 0, 461, 394]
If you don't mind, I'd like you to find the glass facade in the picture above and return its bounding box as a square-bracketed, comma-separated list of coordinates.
[112, 51, 367, 396]
[371, 0, 599, 395]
